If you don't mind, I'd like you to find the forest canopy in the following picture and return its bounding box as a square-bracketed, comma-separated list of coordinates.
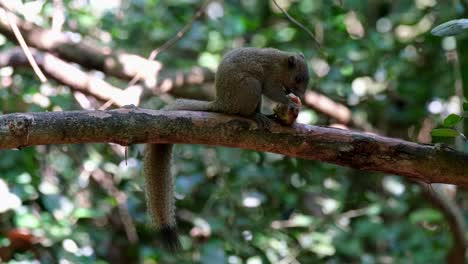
[0, 0, 468, 263]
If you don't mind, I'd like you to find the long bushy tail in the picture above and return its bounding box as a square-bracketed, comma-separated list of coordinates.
[163, 99, 218, 112]
[144, 143, 181, 251]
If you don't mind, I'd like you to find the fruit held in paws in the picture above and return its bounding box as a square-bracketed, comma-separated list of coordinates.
[273, 93, 302, 126]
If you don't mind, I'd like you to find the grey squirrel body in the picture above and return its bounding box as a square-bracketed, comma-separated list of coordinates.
[144, 47, 309, 250]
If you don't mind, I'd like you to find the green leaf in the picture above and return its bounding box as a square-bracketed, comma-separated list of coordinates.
[200, 241, 226, 264]
[431, 128, 460, 137]
[409, 208, 443, 224]
[73, 208, 103, 219]
[443, 114, 463, 127]
[431, 19, 468, 36]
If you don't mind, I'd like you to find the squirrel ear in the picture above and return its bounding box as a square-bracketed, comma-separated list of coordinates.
[288, 55, 296, 68]
[298, 53, 305, 59]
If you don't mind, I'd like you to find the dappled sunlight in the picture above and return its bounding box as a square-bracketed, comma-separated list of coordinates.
[0, 0, 467, 262]
[242, 192, 264, 208]
[0, 179, 21, 213]
[344, 11, 365, 39]
[382, 176, 405, 196]
[351, 76, 387, 97]
[427, 96, 463, 116]
[117, 54, 162, 88]
[395, 14, 434, 42]
[206, 1, 224, 20]
[84, 0, 122, 17]
[310, 57, 330, 78]
[376, 17, 393, 33]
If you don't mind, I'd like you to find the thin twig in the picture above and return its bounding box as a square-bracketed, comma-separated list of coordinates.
[271, 0, 321, 49]
[450, 47, 464, 149]
[5, 11, 47, 83]
[51, 0, 65, 32]
[99, 98, 115, 110]
[128, 0, 211, 86]
[418, 181, 467, 263]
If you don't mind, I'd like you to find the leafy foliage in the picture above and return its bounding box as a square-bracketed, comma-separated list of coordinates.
[431, 19, 468, 37]
[431, 128, 460, 138]
[0, 0, 467, 263]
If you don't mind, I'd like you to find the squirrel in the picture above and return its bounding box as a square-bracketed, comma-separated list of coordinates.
[143, 47, 309, 250]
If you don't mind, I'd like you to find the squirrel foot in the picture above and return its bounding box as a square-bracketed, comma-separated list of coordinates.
[253, 113, 272, 130]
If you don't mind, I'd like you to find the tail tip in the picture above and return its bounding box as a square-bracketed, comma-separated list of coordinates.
[160, 225, 181, 252]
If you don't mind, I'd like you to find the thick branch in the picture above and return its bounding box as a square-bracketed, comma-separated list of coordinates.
[0, 8, 161, 81]
[0, 47, 138, 106]
[1, 109, 467, 186]
[0, 9, 213, 99]
[0, 47, 215, 105]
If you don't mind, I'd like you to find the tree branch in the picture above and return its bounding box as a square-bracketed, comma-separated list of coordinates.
[128, 0, 211, 85]
[0, 7, 162, 82]
[1, 108, 467, 186]
[418, 182, 467, 263]
[4, 10, 47, 82]
[0, 8, 372, 130]
[0, 47, 141, 106]
[0, 47, 215, 105]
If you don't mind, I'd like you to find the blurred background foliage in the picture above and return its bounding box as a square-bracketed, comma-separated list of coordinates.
[0, 0, 467, 263]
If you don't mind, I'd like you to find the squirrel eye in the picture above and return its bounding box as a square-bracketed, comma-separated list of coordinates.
[295, 76, 303, 83]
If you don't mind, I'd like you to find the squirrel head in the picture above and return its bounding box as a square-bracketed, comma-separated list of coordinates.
[282, 53, 309, 99]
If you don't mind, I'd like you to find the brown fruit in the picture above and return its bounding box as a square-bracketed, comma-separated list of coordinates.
[273, 93, 302, 126]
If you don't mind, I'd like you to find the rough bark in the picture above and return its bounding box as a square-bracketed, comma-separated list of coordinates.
[0, 47, 137, 105]
[1, 108, 467, 186]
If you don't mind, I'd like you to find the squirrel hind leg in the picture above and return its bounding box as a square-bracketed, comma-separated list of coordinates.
[160, 225, 181, 252]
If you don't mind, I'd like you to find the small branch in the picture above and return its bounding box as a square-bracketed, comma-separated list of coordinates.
[1, 108, 467, 186]
[91, 168, 138, 244]
[128, 0, 211, 85]
[4, 10, 47, 82]
[303, 91, 374, 131]
[271, 0, 321, 49]
[449, 45, 464, 149]
[413, 117, 466, 263]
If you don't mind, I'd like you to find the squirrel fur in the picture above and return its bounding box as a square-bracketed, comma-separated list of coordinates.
[144, 47, 309, 250]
